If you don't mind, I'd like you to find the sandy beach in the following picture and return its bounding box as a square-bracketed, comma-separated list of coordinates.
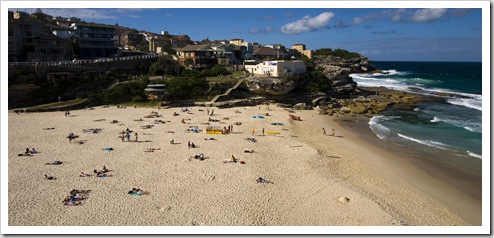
[6, 104, 482, 229]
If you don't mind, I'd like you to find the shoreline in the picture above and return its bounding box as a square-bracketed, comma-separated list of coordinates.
[6, 104, 481, 229]
[332, 115, 482, 225]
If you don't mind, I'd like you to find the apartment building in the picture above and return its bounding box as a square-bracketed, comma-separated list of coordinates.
[8, 16, 71, 62]
[70, 22, 117, 58]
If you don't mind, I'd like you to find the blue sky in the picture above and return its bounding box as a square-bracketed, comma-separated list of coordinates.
[10, 5, 483, 62]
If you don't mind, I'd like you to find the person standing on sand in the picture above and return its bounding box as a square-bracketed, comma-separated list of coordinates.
[331, 129, 335, 136]
[262, 128, 265, 135]
[252, 127, 255, 136]
[323, 127, 326, 135]
[135, 133, 138, 142]
[207, 109, 210, 115]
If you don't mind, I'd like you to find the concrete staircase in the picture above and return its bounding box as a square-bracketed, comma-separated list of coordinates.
[207, 78, 245, 106]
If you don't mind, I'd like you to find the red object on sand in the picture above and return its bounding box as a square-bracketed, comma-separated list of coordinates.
[288, 114, 302, 121]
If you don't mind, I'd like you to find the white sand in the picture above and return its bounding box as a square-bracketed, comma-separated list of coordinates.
[7, 104, 476, 227]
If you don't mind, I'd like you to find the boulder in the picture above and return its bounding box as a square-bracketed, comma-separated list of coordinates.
[293, 102, 307, 110]
[339, 107, 351, 113]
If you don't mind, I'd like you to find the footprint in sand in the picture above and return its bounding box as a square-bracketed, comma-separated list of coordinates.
[337, 196, 351, 203]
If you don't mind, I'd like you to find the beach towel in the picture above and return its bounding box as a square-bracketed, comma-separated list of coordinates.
[104, 147, 114, 151]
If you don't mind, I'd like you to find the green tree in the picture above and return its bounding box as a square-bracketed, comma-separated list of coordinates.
[68, 35, 80, 59]
[184, 58, 194, 67]
[149, 56, 180, 76]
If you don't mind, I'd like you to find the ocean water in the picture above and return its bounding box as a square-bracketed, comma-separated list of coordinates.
[349, 61, 482, 160]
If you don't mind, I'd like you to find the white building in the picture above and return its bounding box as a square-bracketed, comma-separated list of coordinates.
[244, 60, 307, 77]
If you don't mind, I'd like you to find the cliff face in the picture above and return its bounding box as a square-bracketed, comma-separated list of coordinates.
[314, 55, 377, 95]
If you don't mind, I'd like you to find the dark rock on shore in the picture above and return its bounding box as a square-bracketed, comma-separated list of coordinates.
[314, 87, 445, 116]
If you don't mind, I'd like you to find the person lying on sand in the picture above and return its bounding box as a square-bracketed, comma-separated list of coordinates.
[62, 199, 82, 206]
[204, 138, 216, 141]
[192, 153, 205, 160]
[80, 172, 92, 177]
[96, 173, 113, 178]
[18, 153, 33, 157]
[128, 188, 149, 196]
[244, 149, 254, 153]
[256, 177, 274, 184]
[223, 154, 237, 163]
[44, 175, 56, 180]
[43, 127, 55, 130]
[45, 161, 63, 165]
[244, 138, 257, 143]
[30, 148, 38, 154]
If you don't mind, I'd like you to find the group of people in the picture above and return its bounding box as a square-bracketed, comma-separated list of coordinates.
[62, 189, 91, 206]
[22, 147, 37, 155]
[187, 141, 197, 148]
[128, 188, 148, 196]
[120, 128, 138, 142]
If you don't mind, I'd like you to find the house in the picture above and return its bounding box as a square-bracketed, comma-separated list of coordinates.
[209, 43, 237, 66]
[244, 60, 307, 78]
[252, 46, 288, 60]
[170, 35, 193, 48]
[115, 29, 146, 50]
[176, 44, 216, 67]
[230, 38, 244, 46]
[292, 43, 313, 59]
[144, 84, 167, 100]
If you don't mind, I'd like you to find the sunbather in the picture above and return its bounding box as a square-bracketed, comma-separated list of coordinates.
[79, 172, 91, 177]
[256, 177, 274, 184]
[44, 174, 56, 180]
[193, 153, 205, 160]
[45, 161, 63, 165]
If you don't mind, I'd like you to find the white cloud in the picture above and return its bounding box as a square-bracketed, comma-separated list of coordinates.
[280, 12, 335, 34]
[411, 8, 447, 23]
[353, 17, 362, 24]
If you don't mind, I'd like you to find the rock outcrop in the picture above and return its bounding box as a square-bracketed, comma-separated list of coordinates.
[314, 87, 444, 116]
[242, 77, 302, 96]
[315, 55, 377, 95]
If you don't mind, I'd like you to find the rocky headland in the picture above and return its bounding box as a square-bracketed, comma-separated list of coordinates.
[227, 55, 444, 117]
